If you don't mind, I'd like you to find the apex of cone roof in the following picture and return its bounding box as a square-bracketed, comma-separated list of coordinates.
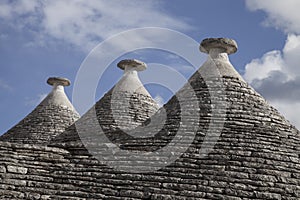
[117, 59, 147, 71]
[0, 76, 80, 144]
[200, 38, 238, 55]
[198, 37, 244, 80]
[47, 77, 71, 86]
[3, 36, 300, 199]
[51, 59, 159, 144]
[114, 59, 153, 97]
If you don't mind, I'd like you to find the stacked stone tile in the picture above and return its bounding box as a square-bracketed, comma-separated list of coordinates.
[0, 77, 80, 144]
[1, 38, 300, 199]
[53, 59, 159, 146]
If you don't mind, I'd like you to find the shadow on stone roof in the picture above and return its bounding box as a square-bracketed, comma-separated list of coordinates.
[1, 38, 300, 199]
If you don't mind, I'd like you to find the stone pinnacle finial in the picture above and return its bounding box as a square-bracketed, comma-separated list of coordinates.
[200, 38, 238, 55]
[47, 77, 71, 87]
[117, 59, 147, 72]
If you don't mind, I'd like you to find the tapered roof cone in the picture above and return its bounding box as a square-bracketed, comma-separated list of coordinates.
[0, 77, 80, 144]
[3, 39, 300, 199]
[55, 38, 300, 198]
[52, 59, 159, 144]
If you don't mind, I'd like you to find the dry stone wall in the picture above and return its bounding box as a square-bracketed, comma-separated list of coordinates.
[1, 38, 300, 199]
[53, 90, 159, 144]
[45, 74, 300, 200]
[0, 104, 80, 144]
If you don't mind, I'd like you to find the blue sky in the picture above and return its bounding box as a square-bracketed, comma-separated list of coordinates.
[1, 0, 300, 134]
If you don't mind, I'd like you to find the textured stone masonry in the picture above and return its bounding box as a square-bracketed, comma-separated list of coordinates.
[0, 77, 80, 144]
[0, 103, 80, 144]
[53, 90, 159, 144]
[0, 38, 300, 199]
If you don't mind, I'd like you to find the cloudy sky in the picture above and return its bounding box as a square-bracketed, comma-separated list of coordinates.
[0, 0, 299, 133]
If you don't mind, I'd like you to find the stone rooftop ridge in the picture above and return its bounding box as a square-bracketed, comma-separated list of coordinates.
[47, 77, 71, 86]
[117, 59, 147, 71]
[114, 59, 152, 97]
[200, 37, 238, 54]
[1, 38, 300, 199]
[0, 77, 80, 144]
[198, 37, 244, 80]
[52, 59, 159, 143]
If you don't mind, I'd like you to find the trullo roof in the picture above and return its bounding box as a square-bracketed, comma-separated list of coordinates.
[0, 77, 80, 144]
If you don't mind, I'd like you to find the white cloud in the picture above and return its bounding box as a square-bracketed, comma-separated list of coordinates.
[0, 0, 38, 19]
[246, 0, 300, 34]
[0, 0, 191, 52]
[245, 0, 300, 129]
[245, 34, 300, 84]
[244, 50, 283, 83]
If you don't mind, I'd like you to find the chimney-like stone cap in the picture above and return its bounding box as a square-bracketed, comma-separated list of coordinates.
[117, 59, 147, 71]
[47, 77, 71, 86]
[200, 38, 238, 55]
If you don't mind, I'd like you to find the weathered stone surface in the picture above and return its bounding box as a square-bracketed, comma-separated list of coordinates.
[0, 77, 80, 144]
[0, 103, 79, 144]
[7, 165, 28, 174]
[0, 38, 300, 199]
[200, 38, 238, 54]
[47, 77, 71, 86]
[53, 59, 159, 144]
[117, 59, 147, 71]
[0, 165, 6, 173]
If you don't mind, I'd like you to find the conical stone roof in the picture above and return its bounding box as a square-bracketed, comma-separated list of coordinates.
[0, 77, 80, 144]
[44, 38, 300, 199]
[52, 59, 159, 145]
